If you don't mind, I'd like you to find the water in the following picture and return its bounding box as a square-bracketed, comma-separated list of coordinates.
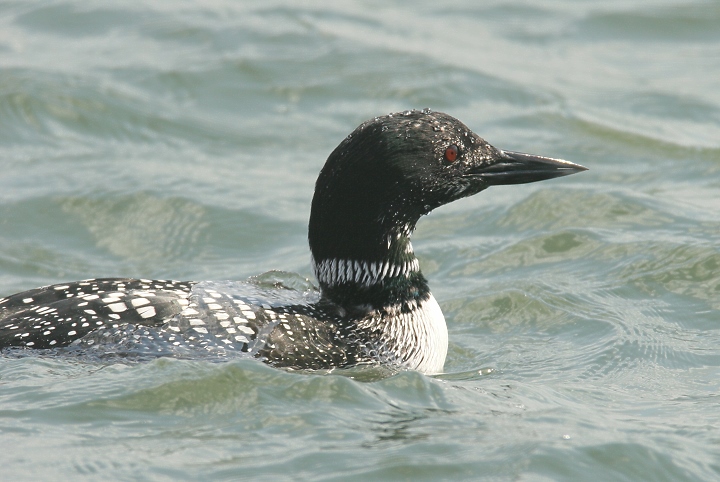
[1, 0, 719, 479]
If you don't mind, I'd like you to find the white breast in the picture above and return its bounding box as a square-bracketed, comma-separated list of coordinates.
[409, 293, 448, 375]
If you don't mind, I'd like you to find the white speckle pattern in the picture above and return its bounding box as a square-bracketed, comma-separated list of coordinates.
[0, 277, 446, 373]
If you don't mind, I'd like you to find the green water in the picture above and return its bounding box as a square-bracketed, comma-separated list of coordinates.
[1, 1, 720, 480]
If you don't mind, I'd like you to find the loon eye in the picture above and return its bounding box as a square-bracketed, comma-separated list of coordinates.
[444, 145, 459, 163]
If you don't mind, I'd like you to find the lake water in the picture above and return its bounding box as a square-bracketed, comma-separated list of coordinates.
[1, 1, 720, 480]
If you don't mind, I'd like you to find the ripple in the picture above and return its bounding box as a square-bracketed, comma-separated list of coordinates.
[576, 4, 720, 42]
[60, 194, 211, 265]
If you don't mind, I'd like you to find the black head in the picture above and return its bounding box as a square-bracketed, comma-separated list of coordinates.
[309, 109, 586, 270]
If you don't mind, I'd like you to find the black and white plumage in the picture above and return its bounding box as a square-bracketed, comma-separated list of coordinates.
[0, 110, 586, 373]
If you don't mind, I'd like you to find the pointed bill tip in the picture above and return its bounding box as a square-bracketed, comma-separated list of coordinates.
[474, 150, 587, 186]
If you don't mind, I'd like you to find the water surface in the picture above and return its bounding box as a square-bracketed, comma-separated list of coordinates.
[1, 1, 720, 480]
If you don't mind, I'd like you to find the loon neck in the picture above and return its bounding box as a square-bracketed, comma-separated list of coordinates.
[308, 117, 433, 314]
[310, 230, 430, 314]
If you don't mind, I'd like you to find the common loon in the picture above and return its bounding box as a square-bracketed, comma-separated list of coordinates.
[0, 110, 586, 374]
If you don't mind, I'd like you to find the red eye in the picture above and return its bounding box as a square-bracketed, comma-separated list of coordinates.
[444, 145, 458, 163]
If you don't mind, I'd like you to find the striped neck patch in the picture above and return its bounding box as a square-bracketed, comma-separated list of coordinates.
[312, 257, 421, 288]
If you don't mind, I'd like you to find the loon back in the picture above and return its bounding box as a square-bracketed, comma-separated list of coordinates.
[0, 110, 586, 373]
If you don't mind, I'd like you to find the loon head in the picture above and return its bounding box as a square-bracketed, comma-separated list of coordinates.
[309, 109, 586, 307]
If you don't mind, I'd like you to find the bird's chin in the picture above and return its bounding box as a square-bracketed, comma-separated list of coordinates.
[453, 178, 489, 200]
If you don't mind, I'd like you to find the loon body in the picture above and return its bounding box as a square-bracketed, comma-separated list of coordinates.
[0, 110, 586, 373]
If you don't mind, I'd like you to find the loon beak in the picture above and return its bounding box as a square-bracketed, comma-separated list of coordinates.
[475, 150, 587, 185]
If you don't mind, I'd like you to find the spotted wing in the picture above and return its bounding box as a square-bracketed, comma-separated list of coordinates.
[0, 278, 193, 349]
[1, 278, 355, 369]
[157, 281, 354, 368]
